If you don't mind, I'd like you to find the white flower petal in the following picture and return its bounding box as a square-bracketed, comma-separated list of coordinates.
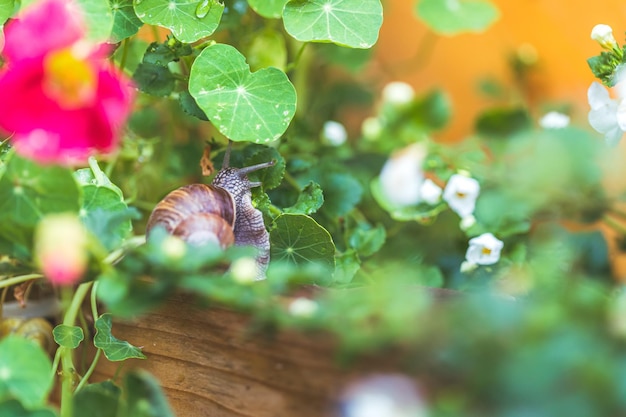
[604, 126, 624, 147]
[539, 111, 570, 129]
[419, 179, 442, 205]
[322, 120, 348, 146]
[588, 106, 618, 134]
[588, 82, 611, 110]
[465, 233, 503, 265]
[443, 174, 480, 218]
[382, 81, 415, 106]
[379, 144, 426, 207]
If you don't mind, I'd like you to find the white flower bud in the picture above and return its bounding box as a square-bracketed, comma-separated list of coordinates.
[382, 81, 415, 107]
[419, 178, 442, 205]
[591, 24, 618, 49]
[361, 117, 383, 141]
[230, 257, 258, 284]
[539, 111, 570, 129]
[460, 260, 478, 274]
[443, 174, 480, 218]
[322, 120, 347, 146]
[459, 214, 476, 231]
[288, 297, 319, 318]
[379, 144, 426, 207]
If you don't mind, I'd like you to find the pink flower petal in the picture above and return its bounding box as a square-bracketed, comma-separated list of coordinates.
[3, 0, 84, 63]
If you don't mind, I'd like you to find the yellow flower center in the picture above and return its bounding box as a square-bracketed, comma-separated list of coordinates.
[43, 48, 96, 109]
[481, 247, 492, 256]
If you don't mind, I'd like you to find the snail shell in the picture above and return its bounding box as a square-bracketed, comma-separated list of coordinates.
[146, 157, 275, 274]
[1, 317, 55, 353]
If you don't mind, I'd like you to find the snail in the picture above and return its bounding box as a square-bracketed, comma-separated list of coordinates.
[146, 145, 275, 275]
[0, 316, 55, 353]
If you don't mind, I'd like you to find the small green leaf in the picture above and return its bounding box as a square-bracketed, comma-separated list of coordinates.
[74, 381, 121, 417]
[0, 0, 15, 25]
[179, 90, 209, 121]
[348, 223, 386, 257]
[189, 44, 297, 143]
[475, 107, 532, 138]
[334, 249, 360, 285]
[142, 39, 193, 67]
[0, 399, 57, 417]
[416, 0, 499, 35]
[94, 314, 146, 361]
[283, 181, 324, 215]
[248, 0, 287, 18]
[132, 62, 175, 97]
[315, 171, 362, 218]
[270, 213, 336, 271]
[0, 336, 53, 408]
[243, 146, 286, 190]
[79, 186, 135, 250]
[134, 0, 224, 43]
[283, 0, 383, 48]
[52, 325, 84, 349]
[120, 371, 174, 417]
[409, 89, 452, 131]
[110, 0, 143, 42]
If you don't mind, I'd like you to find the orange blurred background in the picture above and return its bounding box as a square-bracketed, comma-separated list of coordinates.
[374, 0, 626, 141]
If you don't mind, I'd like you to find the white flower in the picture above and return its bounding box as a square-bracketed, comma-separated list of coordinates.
[230, 257, 258, 284]
[419, 179, 442, 205]
[288, 297, 319, 318]
[587, 81, 626, 146]
[460, 260, 478, 274]
[382, 81, 415, 107]
[465, 233, 503, 265]
[591, 24, 618, 49]
[459, 214, 476, 231]
[443, 174, 480, 218]
[379, 144, 426, 207]
[322, 120, 347, 146]
[539, 111, 570, 129]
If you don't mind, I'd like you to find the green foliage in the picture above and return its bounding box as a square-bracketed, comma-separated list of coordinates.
[416, 0, 500, 35]
[119, 371, 174, 417]
[0, 400, 56, 417]
[94, 314, 147, 361]
[53, 325, 84, 349]
[133, 0, 224, 43]
[189, 43, 297, 143]
[110, 0, 144, 42]
[283, 0, 383, 48]
[0, 337, 53, 409]
[248, 0, 287, 18]
[73, 381, 120, 417]
[0, 0, 14, 25]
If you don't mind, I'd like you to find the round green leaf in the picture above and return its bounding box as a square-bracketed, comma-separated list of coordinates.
[189, 44, 297, 143]
[0, 399, 57, 417]
[283, 0, 383, 48]
[248, 0, 287, 18]
[0, 336, 53, 408]
[416, 0, 499, 35]
[94, 313, 146, 361]
[52, 324, 85, 349]
[270, 214, 335, 271]
[110, 0, 144, 42]
[133, 0, 224, 43]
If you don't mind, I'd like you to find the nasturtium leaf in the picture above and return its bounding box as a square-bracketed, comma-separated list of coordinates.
[189, 44, 297, 143]
[52, 325, 84, 349]
[416, 0, 499, 35]
[409, 89, 452, 131]
[283, 181, 324, 215]
[348, 223, 385, 257]
[334, 249, 360, 285]
[475, 107, 532, 138]
[0, 0, 14, 25]
[0, 399, 57, 417]
[94, 314, 146, 361]
[370, 177, 447, 223]
[270, 214, 335, 271]
[110, 0, 143, 42]
[246, 29, 287, 71]
[120, 371, 174, 417]
[74, 167, 124, 199]
[283, 0, 383, 48]
[133, 62, 175, 97]
[74, 381, 121, 417]
[248, 0, 287, 18]
[0, 155, 81, 245]
[242, 146, 286, 190]
[133, 0, 224, 43]
[314, 171, 362, 218]
[0, 336, 53, 408]
[80, 186, 135, 250]
[142, 39, 193, 67]
[179, 90, 209, 120]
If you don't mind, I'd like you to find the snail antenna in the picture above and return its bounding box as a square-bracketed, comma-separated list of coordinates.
[223, 140, 233, 169]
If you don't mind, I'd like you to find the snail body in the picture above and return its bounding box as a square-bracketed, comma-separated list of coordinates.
[146, 151, 275, 274]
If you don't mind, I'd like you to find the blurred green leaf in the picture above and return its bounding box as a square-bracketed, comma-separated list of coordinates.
[134, 0, 224, 43]
[133, 62, 175, 97]
[475, 107, 532, 138]
[283, 181, 324, 215]
[109, 0, 143, 42]
[248, 0, 287, 18]
[0, 337, 53, 408]
[189, 44, 297, 143]
[409, 89, 452, 131]
[270, 213, 336, 271]
[348, 223, 386, 257]
[246, 29, 287, 71]
[52, 325, 84, 349]
[94, 314, 146, 361]
[0, 399, 56, 417]
[119, 371, 174, 417]
[142, 39, 193, 67]
[416, 0, 499, 35]
[333, 249, 360, 285]
[0, 0, 14, 25]
[283, 0, 383, 48]
[73, 381, 121, 417]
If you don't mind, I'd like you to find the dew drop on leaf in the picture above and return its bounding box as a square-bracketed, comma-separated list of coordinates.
[196, 0, 211, 19]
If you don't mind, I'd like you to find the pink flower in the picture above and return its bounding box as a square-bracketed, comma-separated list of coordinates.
[0, 0, 134, 166]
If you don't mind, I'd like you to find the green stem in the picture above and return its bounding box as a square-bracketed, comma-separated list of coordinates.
[88, 157, 109, 187]
[58, 282, 93, 417]
[0, 274, 43, 289]
[119, 38, 130, 73]
[285, 42, 308, 73]
[75, 349, 101, 393]
[603, 215, 626, 235]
